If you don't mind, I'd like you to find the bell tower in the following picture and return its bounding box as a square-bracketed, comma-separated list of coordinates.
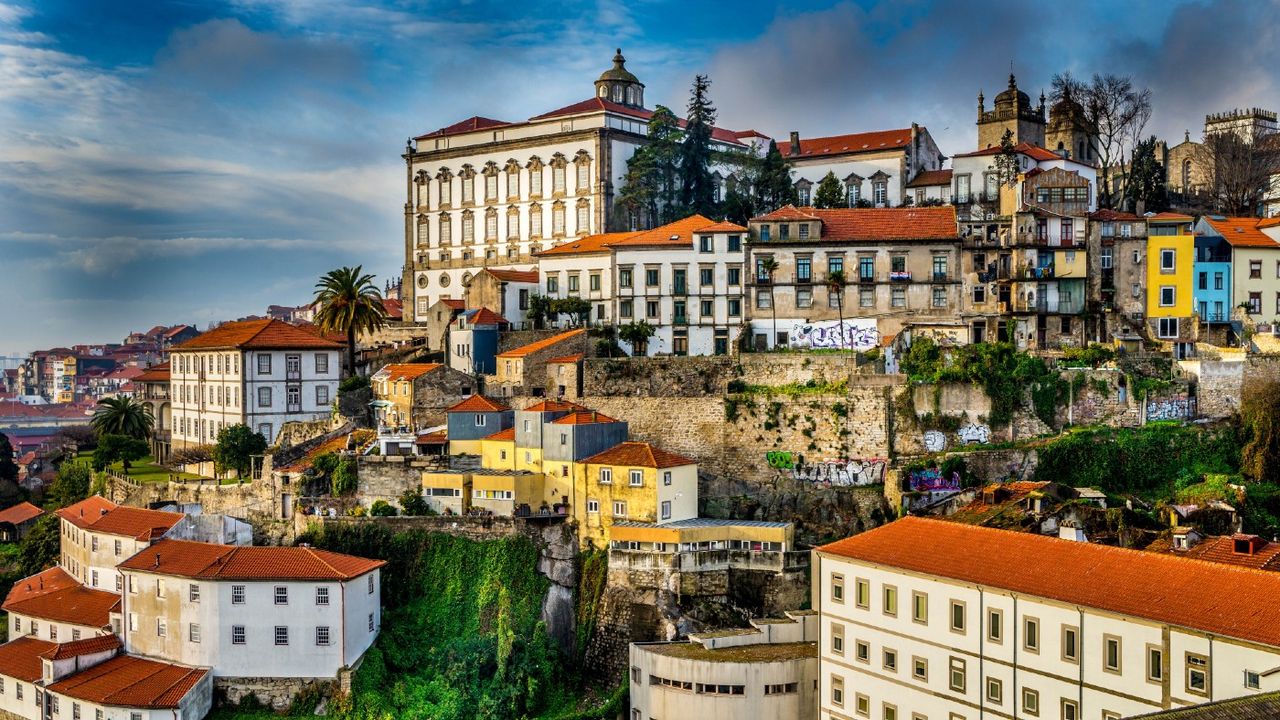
[594, 48, 645, 108]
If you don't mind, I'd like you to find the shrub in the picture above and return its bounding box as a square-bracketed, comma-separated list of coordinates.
[399, 489, 429, 516]
[339, 375, 370, 393]
[369, 500, 397, 517]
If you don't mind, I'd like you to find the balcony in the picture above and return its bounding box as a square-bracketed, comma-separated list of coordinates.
[1202, 312, 1230, 323]
[673, 315, 689, 326]
[1008, 296, 1085, 314]
[671, 282, 688, 296]
[889, 271, 912, 282]
[857, 273, 876, 284]
[1013, 264, 1056, 280]
[932, 271, 950, 282]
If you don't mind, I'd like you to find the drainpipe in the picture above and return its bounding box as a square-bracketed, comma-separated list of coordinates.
[1012, 594, 1019, 720]
[979, 587, 985, 719]
[1077, 606, 1084, 717]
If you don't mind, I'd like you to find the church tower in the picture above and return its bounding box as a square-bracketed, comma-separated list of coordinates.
[1045, 92, 1097, 164]
[595, 48, 645, 108]
[976, 74, 1046, 149]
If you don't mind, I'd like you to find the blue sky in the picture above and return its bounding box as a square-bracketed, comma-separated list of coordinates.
[2, 0, 1278, 355]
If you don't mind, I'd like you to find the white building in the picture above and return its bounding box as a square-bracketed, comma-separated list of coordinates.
[169, 318, 342, 448]
[781, 126, 947, 209]
[402, 49, 753, 321]
[3, 567, 120, 642]
[815, 517, 1280, 720]
[56, 496, 184, 593]
[630, 610, 820, 720]
[116, 538, 384, 680]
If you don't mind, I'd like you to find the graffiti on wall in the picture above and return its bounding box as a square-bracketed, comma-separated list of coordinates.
[914, 326, 966, 347]
[957, 422, 991, 445]
[790, 319, 880, 351]
[923, 430, 947, 452]
[1147, 397, 1196, 422]
[765, 451, 886, 486]
[908, 469, 962, 492]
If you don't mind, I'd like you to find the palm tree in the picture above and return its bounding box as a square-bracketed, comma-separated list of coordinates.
[92, 396, 154, 440]
[827, 269, 848, 351]
[760, 257, 779, 349]
[313, 266, 389, 377]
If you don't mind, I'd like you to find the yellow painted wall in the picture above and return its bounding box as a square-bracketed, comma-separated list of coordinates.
[609, 523, 792, 547]
[449, 439, 484, 456]
[1147, 232, 1193, 319]
[480, 439, 516, 470]
[516, 446, 543, 474]
[1054, 248, 1088, 279]
[576, 464, 663, 549]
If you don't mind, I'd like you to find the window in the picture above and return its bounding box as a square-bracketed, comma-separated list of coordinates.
[316, 587, 330, 605]
[1147, 645, 1164, 682]
[728, 267, 741, 285]
[1102, 634, 1121, 672]
[950, 600, 966, 633]
[368, 575, 375, 594]
[660, 501, 671, 520]
[911, 591, 928, 623]
[859, 256, 875, 281]
[1249, 291, 1262, 314]
[1062, 626, 1079, 663]
[257, 354, 271, 374]
[275, 626, 289, 646]
[190, 623, 201, 643]
[1023, 617, 1040, 652]
[891, 287, 906, 308]
[854, 693, 869, 717]
[275, 586, 288, 605]
[232, 625, 246, 644]
[797, 257, 812, 282]
[933, 286, 947, 308]
[1158, 317, 1179, 339]
[1158, 248, 1177, 273]
[948, 657, 966, 692]
[598, 468, 612, 485]
[756, 289, 771, 309]
[189, 584, 200, 602]
[883, 703, 898, 720]
[831, 574, 844, 603]
[317, 385, 330, 405]
[620, 300, 633, 318]
[619, 268, 633, 288]
[873, 180, 887, 205]
[567, 274, 580, 292]
[1061, 699, 1079, 720]
[114, 539, 121, 556]
[855, 640, 870, 663]
[973, 285, 986, 304]
[1101, 247, 1113, 269]
[1246, 670, 1261, 689]
[883, 585, 898, 616]
[50, 625, 57, 640]
[258, 386, 272, 407]
[1187, 653, 1209, 695]
[912, 656, 928, 681]
[831, 676, 844, 707]
[831, 623, 845, 655]
[474, 414, 486, 427]
[586, 499, 599, 513]
[612, 501, 627, 518]
[699, 235, 713, 253]
[855, 578, 870, 608]
[859, 286, 873, 307]
[883, 648, 898, 672]
[316, 626, 332, 646]
[1250, 260, 1262, 279]
[1022, 687, 1039, 715]
[645, 267, 660, 287]
[629, 469, 643, 487]
[986, 677, 1002, 704]
[829, 255, 844, 275]
[1160, 285, 1176, 306]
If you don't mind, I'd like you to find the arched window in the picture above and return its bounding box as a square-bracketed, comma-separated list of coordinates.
[612, 85, 622, 103]
[551, 156, 567, 194]
[598, 86, 607, 98]
[626, 86, 636, 105]
[1182, 159, 1192, 190]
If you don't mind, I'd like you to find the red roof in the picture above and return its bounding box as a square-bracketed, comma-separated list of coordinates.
[117, 538, 385, 581]
[536, 231, 636, 257]
[528, 98, 746, 146]
[415, 429, 448, 446]
[1260, 217, 1280, 230]
[134, 362, 170, 383]
[1202, 216, 1279, 249]
[610, 215, 718, 248]
[2, 567, 120, 628]
[39, 634, 121, 660]
[544, 354, 584, 365]
[1149, 211, 1195, 222]
[441, 299, 466, 310]
[954, 142, 1064, 163]
[446, 395, 509, 413]
[172, 319, 342, 351]
[47, 654, 208, 709]
[551, 410, 619, 425]
[1147, 534, 1280, 571]
[780, 128, 915, 159]
[373, 363, 443, 382]
[1090, 208, 1140, 221]
[696, 220, 748, 233]
[0, 501, 43, 526]
[415, 115, 511, 140]
[482, 268, 540, 284]
[582, 441, 695, 469]
[521, 399, 588, 412]
[56, 497, 183, 541]
[753, 205, 958, 241]
[819, 517, 1280, 648]
[464, 308, 508, 326]
[497, 329, 585, 359]
[483, 428, 515, 441]
[0, 636, 57, 682]
[905, 169, 953, 188]
[382, 298, 403, 321]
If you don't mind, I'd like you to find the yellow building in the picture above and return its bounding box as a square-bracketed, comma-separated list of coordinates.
[1146, 212, 1195, 345]
[609, 518, 795, 553]
[576, 442, 698, 549]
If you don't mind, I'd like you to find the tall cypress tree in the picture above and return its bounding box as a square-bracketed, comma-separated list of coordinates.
[756, 139, 798, 213]
[613, 105, 682, 230]
[679, 74, 718, 218]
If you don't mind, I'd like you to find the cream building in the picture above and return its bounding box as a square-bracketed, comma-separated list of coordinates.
[402, 49, 752, 321]
[3, 567, 120, 642]
[781, 125, 946, 209]
[116, 538, 384, 680]
[169, 318, 342, 448]
[815, 517, 1280, 720]
[56, 496, 184, 593]
[629, 610, 819, 720]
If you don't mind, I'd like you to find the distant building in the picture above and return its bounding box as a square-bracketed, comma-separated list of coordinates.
[370, 362, 474, 431]
[490, 329, 587, 396]
[463, 268, 539, 330]
[780, 125, 946, 209]
[0, 502, 43, 542]
[3, 566, 119, 640]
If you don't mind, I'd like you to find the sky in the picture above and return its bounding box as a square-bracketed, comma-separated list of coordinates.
[2, 0, 1278, 356]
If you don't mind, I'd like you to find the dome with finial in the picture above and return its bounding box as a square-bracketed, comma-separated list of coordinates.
[598, 48, 639, 84]
[993, 73, 1032, 110]
[594, 48, 645, 108]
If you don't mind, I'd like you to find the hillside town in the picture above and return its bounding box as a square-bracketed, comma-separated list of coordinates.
[4, 44, 1280, 720]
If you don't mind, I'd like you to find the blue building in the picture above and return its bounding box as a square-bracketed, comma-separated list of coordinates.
[1193, 233, 1233, 325]
[445, 394, 513, 454]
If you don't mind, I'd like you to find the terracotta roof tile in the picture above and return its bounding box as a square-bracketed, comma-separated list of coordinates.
[752, 205, 820, 222]
[780, 128, 915, 159]
[0, 501, 43, 525]
[172, 319, 342, 351]
[2, 567, 120, 628]
[1146, 533, 1280, 571]
[497, 329, 585, 358]
[755, 206, 957, 241]
[1090, 208, 1140, 221]
[905, 169, 953, 188]
[382, 298, 403, 320]
[414, 115, 511, 140]
[610, 215, 719, 248]
[117, 538, 384, 581]
[582, 441, 695, 469]
[520, 399, 588, 412]
[551, 410, 619, 425]
[695, 221, 748, 233]
[134, 362, 170, 383]
[819, 517, 1280, 648]
[535, 231, 636, 257]
[446, 395, 510, 413]
[544, 354, 584, 364]
[373, 363, 443, 382]
[1124, 691, 1280, 719]
[954, 142, 1064, 162]
[0, 636, 57, 682]
[1202, 216, 1279, 248]
[483, 428, 515, 441]
[441, 299, 466, 310]
[39, 634, 121, 660]
[528, 99, 746, 146]
[46, 654, 208, 709]
[55, 497, 184, 540]
[464, 308, 509, 326]
[1260, 217, 1280, 230]
[482, 268, 540, 283]
[415, 430, 448, 445]
[275, 430, 368, 473]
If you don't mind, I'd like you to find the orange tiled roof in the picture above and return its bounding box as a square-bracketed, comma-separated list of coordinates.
[582, 441, 695, 469]
[446, 395, 510, 413]
[1260, 217, 1280, 229]
[47, 654, 208, 709]
[374, 363, 443, 382]
[483, 428, 515, 441]
[905, 169, 953, 188]
[779, 128, 915, 159]
[609, 215, 719, 248]
[753, 205, 820, 222]
[483, 268, 540, 284]
[39, 634, 121, 660]
[1202, 216, 1279, 249]
[521, 399, 588, 412]
[1090, 208, 1140, 221]
[415, 429, 448, 445]
[551, 410, 619, 425]
[382, 298, 403, 320]
[954, 142, 1064, 162]
[527, 98, 746, 146]
[818, 517, 1280, 648]
[0, 501, 43, 526]
[2, 567, 120, 628]
[172, 319, 342, 350]
[497, 329, 585, 359]
[1149, 211, 1195, 222]
[441, 299, 466, 310]
[117, 538, 384, 581]
[1147, 534, 1280, 571]
[544, 354, 584, 365]
[536, 231, 636, 257]
[755, 206, 957, 241]
[0, 636, 57, 682]
[695, 221, 748, 233]
[56, 497, 184, 540]
[464, 308, 509, 326]
[415, 115, 511, 140]
[134, 361, 170, 383]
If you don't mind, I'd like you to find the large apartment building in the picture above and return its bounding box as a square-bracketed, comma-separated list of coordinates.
[815, 517, 1280, 720]
[169, 319, 342, 448]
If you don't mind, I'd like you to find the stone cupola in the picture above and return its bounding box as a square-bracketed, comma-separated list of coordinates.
[595, 48, 645, 108]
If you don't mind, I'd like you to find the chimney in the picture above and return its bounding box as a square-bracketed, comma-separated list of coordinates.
[153, 553, 160, 568]
[789, 131, 801, 156]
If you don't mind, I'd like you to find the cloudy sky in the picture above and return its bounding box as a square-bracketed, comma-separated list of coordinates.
[2, 0, 1278, 355]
